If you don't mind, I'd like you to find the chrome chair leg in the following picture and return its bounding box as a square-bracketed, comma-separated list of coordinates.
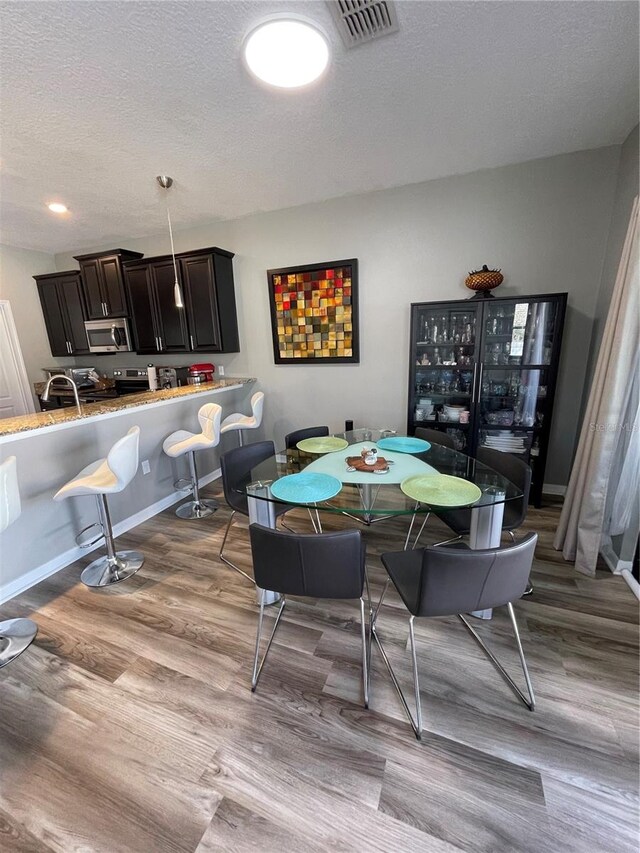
[371, 577, 390, 630]
[403, 506, 418, 550]
[458, 602, 535, 711]
[360, 597, 369, 708]
[371, 617, 423, 740]
[363, 571, 373, 701]
[432, 534, 463, 547]
[408, 615, 423, 737]
[219, 510, 254, 583]
[410, 512, 430, 550]
[370, 579, 423, 739]
[251, 593, 286, 691]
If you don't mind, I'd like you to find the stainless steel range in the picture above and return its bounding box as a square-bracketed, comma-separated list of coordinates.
[112, 368, 150, 395]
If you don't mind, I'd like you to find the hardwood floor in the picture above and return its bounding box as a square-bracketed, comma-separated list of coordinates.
[1, 486, 638, 852]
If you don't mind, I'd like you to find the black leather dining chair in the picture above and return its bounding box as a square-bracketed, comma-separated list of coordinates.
[219, 441, 290, 582]
[284, 426, 332, 532]
[248, 523, 369, 707]
[414, 427, 456, 449]
[373, 532, 537, 739]
[402, 427, 457, 550]
[434, 446, 534, 594]
[284, 426, 330, 449]
[435, 446, 531, 539]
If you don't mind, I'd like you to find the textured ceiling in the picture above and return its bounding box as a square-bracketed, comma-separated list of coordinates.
[0, 0, 638, 253]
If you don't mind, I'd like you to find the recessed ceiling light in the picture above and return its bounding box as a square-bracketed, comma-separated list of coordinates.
[47, 202, 68, 214]
[243, 19, 329, 89]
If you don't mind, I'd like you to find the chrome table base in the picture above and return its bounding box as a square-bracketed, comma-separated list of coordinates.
[81, 551, 145, 588]
[0, 618, 38, 668]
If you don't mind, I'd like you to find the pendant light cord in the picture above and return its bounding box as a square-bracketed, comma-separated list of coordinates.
[164, 198, 184, 308]
[166, 204, 179, 286]
[156, 176, 184, 309]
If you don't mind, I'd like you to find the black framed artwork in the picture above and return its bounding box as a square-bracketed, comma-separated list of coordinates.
[266, 259, 359, 364]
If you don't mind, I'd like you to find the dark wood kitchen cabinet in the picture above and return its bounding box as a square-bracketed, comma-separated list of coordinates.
[123, 246, 239, 355]
[35, 271, 90, 356]
[74, 249, 143, 319]
[180, 249, 239, 352]
[123, 259, 189, 354]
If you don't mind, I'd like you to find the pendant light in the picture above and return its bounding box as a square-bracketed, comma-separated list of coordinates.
[156, 175, 184, 308]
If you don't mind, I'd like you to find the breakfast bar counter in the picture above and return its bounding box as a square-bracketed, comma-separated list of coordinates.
[0, 378, 255, 442]
[0, 378, 257, 602]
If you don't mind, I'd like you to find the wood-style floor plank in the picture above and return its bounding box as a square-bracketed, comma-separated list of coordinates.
[0, 484, 637, 852]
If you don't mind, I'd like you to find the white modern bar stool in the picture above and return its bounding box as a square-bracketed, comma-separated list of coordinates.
[163, 403, 222, 520]
[54, 426, 144, 588]
[220, 391, 264, 446]
[0, 456, 38, 668]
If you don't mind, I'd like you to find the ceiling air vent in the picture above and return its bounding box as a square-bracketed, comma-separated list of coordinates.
[327, 0, 399, 48]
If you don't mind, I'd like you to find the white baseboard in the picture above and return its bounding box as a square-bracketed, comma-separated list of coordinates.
[599, 539, 634, 576]
[542, 483, 567, 497]
[0, 468, 221, 605]
[621, 569, 640, 600]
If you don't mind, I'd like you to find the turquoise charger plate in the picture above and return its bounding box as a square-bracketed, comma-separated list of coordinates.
[377, 436, 431, 454]
[270, 473, 342, 505]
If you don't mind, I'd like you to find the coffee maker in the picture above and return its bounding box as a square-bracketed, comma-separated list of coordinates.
[157, 366, 189, 389]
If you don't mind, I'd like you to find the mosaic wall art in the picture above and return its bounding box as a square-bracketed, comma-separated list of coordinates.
[267, 259, 359, 364]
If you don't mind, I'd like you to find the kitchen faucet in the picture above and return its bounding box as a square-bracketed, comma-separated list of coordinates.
[41, 375, 81, 409]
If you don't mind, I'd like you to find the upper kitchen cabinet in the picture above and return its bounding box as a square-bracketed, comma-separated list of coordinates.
[180, 248, 239, 353]
[35, 271, 90, 356]
[74, 249, 143, 319]
[123, 247, 240, 355]
[123, 258, 190, 354]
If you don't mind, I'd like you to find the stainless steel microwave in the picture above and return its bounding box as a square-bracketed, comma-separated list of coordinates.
[84, 318, 133, 353]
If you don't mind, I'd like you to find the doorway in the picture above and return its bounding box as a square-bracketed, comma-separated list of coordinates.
[0, 300, 35, 418]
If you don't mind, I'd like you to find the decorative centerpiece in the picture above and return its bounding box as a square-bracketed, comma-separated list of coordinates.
[465, 265, 503, 299]
[361, 447, 378, 465]
[346, 449, 390, 474]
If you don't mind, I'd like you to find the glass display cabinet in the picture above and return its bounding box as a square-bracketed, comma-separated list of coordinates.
[407, 293, 567, 506]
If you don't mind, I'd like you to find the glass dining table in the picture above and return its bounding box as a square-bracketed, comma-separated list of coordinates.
[240, 428, 523, 614]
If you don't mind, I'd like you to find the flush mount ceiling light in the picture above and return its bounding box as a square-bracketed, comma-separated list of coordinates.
[243, 19, 330, 88]
[47, 202, 68, 214]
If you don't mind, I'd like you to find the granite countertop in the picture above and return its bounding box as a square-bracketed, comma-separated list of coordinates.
[1, 378, 255, 439]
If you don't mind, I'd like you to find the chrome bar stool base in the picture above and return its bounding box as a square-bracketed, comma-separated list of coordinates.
[175, 498, 218, 520]
[0, 618, 38, 668]
[80, 493, 144, 588]
[81, 551, 145, 588]
[172, 451, 218, 521]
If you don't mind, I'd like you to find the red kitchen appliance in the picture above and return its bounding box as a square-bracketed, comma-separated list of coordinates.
[187, 362, 215, 385]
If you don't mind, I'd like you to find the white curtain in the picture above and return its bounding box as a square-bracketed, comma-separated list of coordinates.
[554, 196, 639, 576]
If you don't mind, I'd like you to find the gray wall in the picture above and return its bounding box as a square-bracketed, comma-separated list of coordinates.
[55, 146, 621, 488]
[587, 126, 639, 380]
[0, 244, 76, 400]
